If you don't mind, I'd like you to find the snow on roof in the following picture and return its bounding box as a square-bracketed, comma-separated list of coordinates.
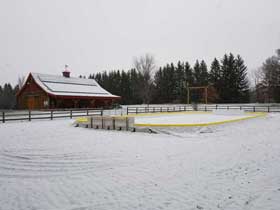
[31, 72, 120, 98]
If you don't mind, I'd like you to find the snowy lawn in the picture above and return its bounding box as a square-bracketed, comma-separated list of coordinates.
[0, 115, 280, 210]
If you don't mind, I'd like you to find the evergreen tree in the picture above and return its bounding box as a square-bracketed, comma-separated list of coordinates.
[101, 71, 110, 91]
[94, 72, 102, 84]
[219, 53, 250, 103]
[235, 55, 250, 102]
[174, 61, 186, 102]
[200, 60, 208, 86]
[129, 68, 143, 104]
[153, 67, 165, 103]
[120, 70, 131, 104]
[209, 58, 221, 86]
[185, 62, 194, 86]
[209, 58, 222, 101]
[167, 63, 177, 102]
[220, 53, 235, 102]
[193, 60, 201, 86]
[191, 60, 209, 102]
[0, 83, 17, 109]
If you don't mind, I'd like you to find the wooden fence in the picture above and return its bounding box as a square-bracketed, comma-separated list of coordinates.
[1, 104, 280, 123]
[126, 106, 193, 114]
[1, 108, 103, 123]
[126, 104, 280, 115]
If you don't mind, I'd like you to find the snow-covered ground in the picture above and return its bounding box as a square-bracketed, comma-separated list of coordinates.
[0, 114, 280, 210]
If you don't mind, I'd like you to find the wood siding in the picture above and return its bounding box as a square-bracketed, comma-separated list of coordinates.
[17, 75, 49, 109]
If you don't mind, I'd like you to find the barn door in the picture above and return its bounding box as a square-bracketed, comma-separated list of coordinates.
[27, 96, 35, 109]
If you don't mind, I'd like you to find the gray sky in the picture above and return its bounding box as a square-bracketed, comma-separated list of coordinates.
[0, 0, 279, 85]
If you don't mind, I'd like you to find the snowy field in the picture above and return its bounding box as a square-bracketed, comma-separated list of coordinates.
[0, 114, 280, 210]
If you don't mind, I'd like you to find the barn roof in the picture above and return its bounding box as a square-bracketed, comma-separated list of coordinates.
[28, 72, 120, 98]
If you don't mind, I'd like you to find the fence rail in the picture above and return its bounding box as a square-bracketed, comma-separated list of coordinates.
[1, 108, 103, 123]
[127, 105, 193, 114]
[1, 104, 280, 123]
[126, 104, 280, 115]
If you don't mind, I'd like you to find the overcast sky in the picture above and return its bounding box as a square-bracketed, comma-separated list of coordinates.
[0, 0, 279, 85]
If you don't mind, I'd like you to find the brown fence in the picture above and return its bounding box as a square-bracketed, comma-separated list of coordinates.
[1, 108, 103, 123]
[126, 104, 280, 115]
[127, 105, 193, 114]
[1, 104, 280, 123]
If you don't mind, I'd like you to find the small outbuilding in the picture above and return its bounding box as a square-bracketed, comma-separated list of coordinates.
[17, 69, 120, 109]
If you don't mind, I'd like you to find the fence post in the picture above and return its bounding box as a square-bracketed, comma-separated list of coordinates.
[112, 117, 115, 130]
[127, 107, 129, 115]
[136, 107, 138, 114]
[90, 117, 93, 128]
[216, 104, 218, 110]
[51, 110, 53, 120]
[268, 106, 270, 113]
[253, 106, 256, 112]
[2, 112, 5, 123]
[70, 110, 72, 119]
[86, 109, 89, 116]
[205, 106, 207, 112]
[227, 106, 229, 110]
[126, 117, 129, 131]
[101, 109, 103, 116]
[28, 110, 31, 121]
[240, 106, 242, 110]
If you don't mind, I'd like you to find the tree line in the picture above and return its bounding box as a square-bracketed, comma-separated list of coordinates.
[1, 51, 279, 109]
[0, 84, 18, 109]
[89, 53, 250, 105]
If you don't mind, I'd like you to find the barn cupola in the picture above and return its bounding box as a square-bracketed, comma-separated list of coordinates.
[62, 65, 70, 78]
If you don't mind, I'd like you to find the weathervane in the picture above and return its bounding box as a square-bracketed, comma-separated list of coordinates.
[64, 64, 69, 71]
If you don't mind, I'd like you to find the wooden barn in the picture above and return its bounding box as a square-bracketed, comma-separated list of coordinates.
[17, 70, 120, 109]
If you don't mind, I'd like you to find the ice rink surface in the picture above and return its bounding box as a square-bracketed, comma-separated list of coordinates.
[134, 111, 261, 125]
[0, 114, 280, 210]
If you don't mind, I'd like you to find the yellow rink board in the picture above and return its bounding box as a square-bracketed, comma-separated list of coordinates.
[75, 112, 267, 127]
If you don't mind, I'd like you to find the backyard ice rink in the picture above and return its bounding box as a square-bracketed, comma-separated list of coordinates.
[0, 113, 280, 210]
[133, 111, 263, 126]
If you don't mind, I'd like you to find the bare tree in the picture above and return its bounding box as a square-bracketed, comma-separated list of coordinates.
[258, 49, 280, 102]
[250, 67, 266, 102]
[251, 67, 264, 87]
[133, 54, 155, 104]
